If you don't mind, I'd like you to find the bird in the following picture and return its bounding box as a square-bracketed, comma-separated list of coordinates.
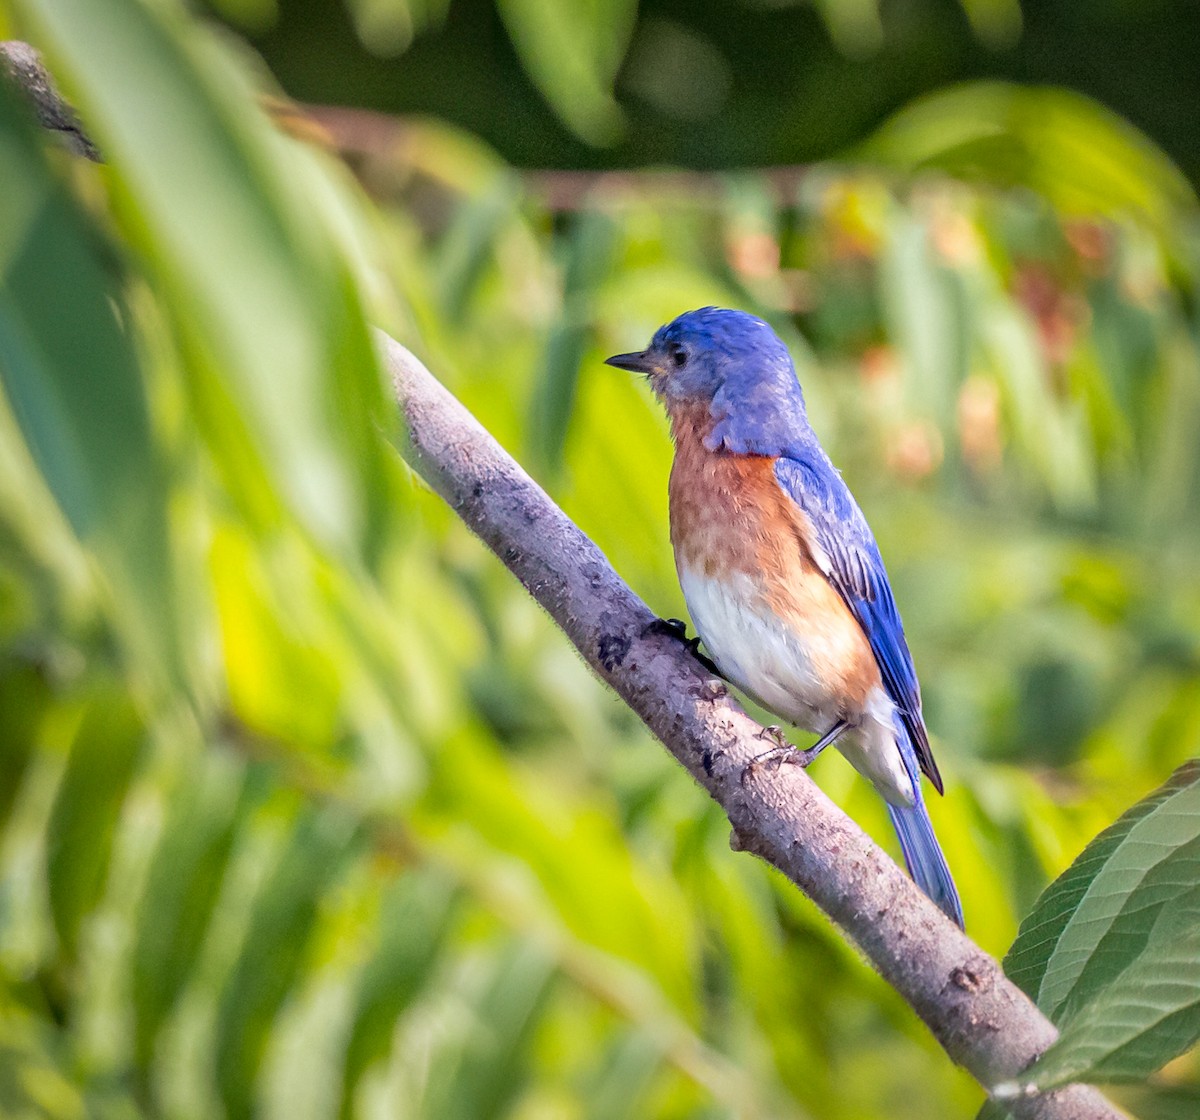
[606, 307, 963, 927]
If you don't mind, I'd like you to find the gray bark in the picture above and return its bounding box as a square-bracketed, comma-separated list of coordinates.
[1, 40, 101, 160]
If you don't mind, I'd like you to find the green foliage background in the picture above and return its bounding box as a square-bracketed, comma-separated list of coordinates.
[0, 2, 1199, 1118]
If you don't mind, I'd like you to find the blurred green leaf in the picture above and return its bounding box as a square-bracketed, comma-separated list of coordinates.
[584, 1028, 664, 1120]
[864, 83, 1196, 235]
[207, 0, 279, 34]
[974, 290, 1096, 511]
[0, 659, 50, 832]
[428, 735, 698, 1011]
[0, 1009, 94, 1120]
[215, 807, 357, 1120]
[210, 524, 345, 749]
[17, 0, 390, 555]
[344, 0, 451, 57]
[1112, 1083, 1200, 1120]
[433, 174, 521, 323]
[420, 940, 556, 1120]
[131, 752, 249, 1070]
[0, 78, 175, 678]
[956, 0, 1022, 50]
[339, 871, 459, 1118]
[878, 209, 964, 430]
[528, 209, 616, 475]
[496, 0, 635, 145]
[45, 685, 144, 959]
[812, 0, 883, 58]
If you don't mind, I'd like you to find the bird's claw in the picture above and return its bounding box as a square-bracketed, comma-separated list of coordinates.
[689, 678, 727, 702]
[741, 726, 805, 784]
[646, 616, 688, 641]
[758, 724, 790, 751]
[646, 616, 726, 679]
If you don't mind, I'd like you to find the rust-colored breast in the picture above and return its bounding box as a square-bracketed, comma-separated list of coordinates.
[667, 402, 881, 709]
[667, 401, 807, 579]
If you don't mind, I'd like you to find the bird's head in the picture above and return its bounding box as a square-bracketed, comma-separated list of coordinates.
[606, 306, 790, 403]
[606, 307, 809, 452]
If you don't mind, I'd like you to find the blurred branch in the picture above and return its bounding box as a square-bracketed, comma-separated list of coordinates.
[297, 102, 812, 209]
[384, 334, 1125, 1120]
[0, 39, 100, 160]
[1, 36, 1126, 1120]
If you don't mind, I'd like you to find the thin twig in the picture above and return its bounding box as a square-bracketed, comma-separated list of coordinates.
[298, 102, 812, 209]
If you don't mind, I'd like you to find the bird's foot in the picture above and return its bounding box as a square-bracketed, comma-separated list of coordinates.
[645, 617, 726, 679]
[758, 724, 791, 752]
[741, 720, 848, 784]
[645, 616, 687, 641]
[740, 726, 802, 784]
[689, 678, 727, 703]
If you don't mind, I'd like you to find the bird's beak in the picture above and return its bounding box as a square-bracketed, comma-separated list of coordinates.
[604, 350, 656, 375]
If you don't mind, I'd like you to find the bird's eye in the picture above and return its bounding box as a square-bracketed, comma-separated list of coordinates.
[672, 347, 688, 368]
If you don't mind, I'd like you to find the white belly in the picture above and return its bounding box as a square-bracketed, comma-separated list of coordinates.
[679, 565, 916, 806]
[680, 567, 833, 729]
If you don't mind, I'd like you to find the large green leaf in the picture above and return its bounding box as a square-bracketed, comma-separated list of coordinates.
[17, 0, 391, 555]
[1005, 762, 1198, 1003]
[1002, 761, 1200, 1088]
[496, 0, 635, 145]
[0, 79, 175, 676]
[1027, 882, 1200, 1087]
[864, 83, 1196, 235]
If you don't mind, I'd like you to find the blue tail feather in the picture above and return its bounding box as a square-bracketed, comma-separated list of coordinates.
[887, 800, 964, 928]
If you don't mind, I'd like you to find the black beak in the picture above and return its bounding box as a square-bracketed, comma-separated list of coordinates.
[604, 350, 656, 374]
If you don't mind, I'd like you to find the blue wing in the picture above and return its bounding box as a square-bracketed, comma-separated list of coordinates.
[773, 455, 943, 794]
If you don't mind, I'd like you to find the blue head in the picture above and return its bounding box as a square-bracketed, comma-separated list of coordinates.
[605, 307, 811, 455]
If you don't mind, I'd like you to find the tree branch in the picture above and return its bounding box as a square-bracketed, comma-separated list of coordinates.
[297, 102, 811, 210]
[0, 37, 1123, 1119]
[384, 335, 1124, 1120]
[0, 40, 101, 160]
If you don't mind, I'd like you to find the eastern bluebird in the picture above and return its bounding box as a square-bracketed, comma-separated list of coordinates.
[607, 307, 963, 927]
